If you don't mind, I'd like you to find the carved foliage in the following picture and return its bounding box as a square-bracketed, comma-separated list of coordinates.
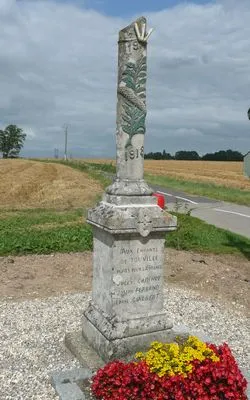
[122, 56, 146, 100]
[120, 55, 147, 147]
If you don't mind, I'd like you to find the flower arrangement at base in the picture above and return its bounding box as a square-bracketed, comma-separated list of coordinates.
[91, 336, 248, 400]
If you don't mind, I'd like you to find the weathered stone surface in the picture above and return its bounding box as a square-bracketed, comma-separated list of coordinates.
[81, 16, 177, 361]
[106, 16, 151, 196]
[66, 326, 191, 365]
[241, 368, 250, 399]
[64, 16, 177, 363]
[90, 230, 168, 317]
[84, 302, 173, 339]
[52, 368, 92, 384]
[82, 319, 178, 362]
[106, 178, 153, 196]
[51, 367, 93, 400]
[52, 382, 85, 400]
[65, 331, 105, 370]
[105, 193, 156, 205]
[87, 202, 177, 236]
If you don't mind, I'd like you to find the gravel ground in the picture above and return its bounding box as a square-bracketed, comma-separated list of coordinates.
[1, 288, 249, 400]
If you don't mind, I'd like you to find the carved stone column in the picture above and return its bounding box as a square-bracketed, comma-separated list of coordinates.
[107, 16, 152, 196]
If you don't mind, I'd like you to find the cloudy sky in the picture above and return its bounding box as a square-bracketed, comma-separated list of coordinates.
[0, 0, 249, 158]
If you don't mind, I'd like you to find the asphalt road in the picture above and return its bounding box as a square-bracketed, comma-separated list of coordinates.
[151, 184, 250, 239]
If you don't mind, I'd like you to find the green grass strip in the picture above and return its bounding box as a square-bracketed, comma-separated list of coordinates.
[0, 209, 92, 256]
[1, 209, 249, 259]
[168, 213, 250, 259]
[146, 174, 250, 206]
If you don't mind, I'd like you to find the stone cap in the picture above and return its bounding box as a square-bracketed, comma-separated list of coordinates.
[87, 201, 177, 237]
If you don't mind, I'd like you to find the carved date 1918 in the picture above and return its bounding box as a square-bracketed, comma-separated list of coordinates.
[125, 146, 144, 161]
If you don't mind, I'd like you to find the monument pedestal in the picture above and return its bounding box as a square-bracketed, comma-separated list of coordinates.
[82, 306, 177, 362]
[80, 192, 177, 361]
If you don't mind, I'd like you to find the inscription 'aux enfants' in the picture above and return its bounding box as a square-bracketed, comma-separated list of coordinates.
[112, 243, 162, 306]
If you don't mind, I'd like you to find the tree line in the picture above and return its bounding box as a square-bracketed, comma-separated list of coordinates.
[144, 149, 244, 161]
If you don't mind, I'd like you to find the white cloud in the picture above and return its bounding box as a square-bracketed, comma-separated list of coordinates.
[0, 0, 250, 157]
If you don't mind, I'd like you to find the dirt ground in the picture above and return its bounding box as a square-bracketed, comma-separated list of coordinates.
[0, 249, 249, 314]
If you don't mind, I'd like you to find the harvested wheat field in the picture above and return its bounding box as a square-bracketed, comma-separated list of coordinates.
[84, 159, 250, 190]
[144, 160, 250, 190]
[0, 159, 102, 210]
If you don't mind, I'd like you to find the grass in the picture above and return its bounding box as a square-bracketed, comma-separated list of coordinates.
[168, 213, 250, 259]
[1, 209, 249, 259]
[145, 174, 250, 206]
[0, 209, 93, 256]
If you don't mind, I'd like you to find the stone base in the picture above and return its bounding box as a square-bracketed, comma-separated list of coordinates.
[82, 317, 179, 362]
[65, 327, 188, 365]
[51, 367, 93, 400]
[79, 301, 178, 361]
[65, 331, 105, 370]
[65, 324, 190, 364]
[84, 301, 173, 340]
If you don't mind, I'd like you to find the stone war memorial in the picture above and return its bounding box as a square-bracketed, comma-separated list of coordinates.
[65, 16, 179, 365]
[51, 16, 249, 400]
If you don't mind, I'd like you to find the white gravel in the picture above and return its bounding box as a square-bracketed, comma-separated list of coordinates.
[0, 288, 249, 399]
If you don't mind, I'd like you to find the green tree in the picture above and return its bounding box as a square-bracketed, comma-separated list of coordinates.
[202, 149, 243, 161]
[175, 150, 200, 160]
[0, 125, 26, 158]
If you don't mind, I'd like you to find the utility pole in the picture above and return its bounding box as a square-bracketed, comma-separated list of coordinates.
[63, 124, 68, 161]
[54, 148, 59, 159]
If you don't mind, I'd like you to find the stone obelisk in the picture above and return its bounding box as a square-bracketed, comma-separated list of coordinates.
[79, 17, 177, 361]
[106, 16, 152, 195]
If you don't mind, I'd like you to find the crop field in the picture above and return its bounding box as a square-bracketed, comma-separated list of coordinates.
[81, 159, 250, 190]
[82, 159, 249, 190]
[144, 160, 249, 190]
[0, 159, 102, 210]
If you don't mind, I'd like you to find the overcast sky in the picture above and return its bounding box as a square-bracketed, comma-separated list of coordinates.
[0, 0, 249, 158]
